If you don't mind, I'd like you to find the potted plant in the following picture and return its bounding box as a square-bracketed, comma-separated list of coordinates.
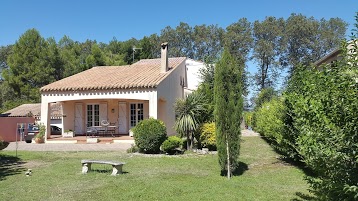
[35, 124, 45, 144]
[63, 130, 74, 137]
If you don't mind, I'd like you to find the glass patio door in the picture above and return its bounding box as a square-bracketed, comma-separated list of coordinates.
[130, 103, 144, 129]
[87, 104, 100, 127]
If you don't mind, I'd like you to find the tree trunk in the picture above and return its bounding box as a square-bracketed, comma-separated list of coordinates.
[187, 131, 191, 150]
[226, 138, 231, 179]
[190, 132, 194, 150]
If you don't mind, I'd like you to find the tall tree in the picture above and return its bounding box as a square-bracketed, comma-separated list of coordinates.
[104, 37, 126, 66]
[282, 14, 347, 74]
[47, 37, 65, 81]
[85, 43, 106, 68]
[138, 35, 159, 60]
[193, 24, 224, 62]
[197, 63, 216, 122]
[3, 29, 55, 102]
[224, 18, 253, 61]
[0, 45, 13, 81]
[58, 35, 83, 77]
[252, 17, 285, 90]
[214, 49, 244, 178]
[224, 18, 253, 96]
[160, 22, 194, 58]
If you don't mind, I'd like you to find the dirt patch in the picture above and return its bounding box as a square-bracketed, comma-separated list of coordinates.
[23, 160, 49, 169]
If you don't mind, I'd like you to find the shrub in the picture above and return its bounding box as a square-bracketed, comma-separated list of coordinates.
[132, 118, 167, 154]
[243, 111, 253, 129]
[200, 122, 216, 150]
[126, 144, 139, 153]
[283, 37, 358, 200]
[254, 98, 285, 145]
[0, 137, 9, 150]
[161, 136, 183, 154]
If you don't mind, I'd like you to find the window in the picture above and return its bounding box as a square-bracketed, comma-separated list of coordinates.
[130, 103, 144, 128]
[87, 104, 99, 127]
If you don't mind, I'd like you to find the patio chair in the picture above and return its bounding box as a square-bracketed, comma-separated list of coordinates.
[86, 127, 98, 137]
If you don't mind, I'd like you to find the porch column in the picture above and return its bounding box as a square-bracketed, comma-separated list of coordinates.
[149, 97, 158, 119]
[40, 97, 51, 142]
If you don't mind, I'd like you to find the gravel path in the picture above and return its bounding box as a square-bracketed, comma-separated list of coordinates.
[241, 129, 260, 137]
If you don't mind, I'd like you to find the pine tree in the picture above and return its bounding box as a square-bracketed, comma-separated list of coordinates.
[3, 29, 55, 102]
[214, 49, 244, 179]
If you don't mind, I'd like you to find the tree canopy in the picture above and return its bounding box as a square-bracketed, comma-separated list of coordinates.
[0, 13, 348, 113]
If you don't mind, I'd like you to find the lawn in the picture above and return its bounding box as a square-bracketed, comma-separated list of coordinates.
[0, 137, 310, 201]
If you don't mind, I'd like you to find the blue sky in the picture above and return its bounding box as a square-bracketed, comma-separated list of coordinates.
[0, 0, 356, 46]
[0, 0, 356, 96]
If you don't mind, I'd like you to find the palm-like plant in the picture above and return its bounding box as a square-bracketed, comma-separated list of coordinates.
[174, 92, 205, 150]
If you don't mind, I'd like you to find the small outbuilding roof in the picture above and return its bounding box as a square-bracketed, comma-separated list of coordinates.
[1, 103, 62, 119]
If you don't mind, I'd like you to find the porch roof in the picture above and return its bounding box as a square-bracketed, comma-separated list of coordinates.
[41, 57, 186, 92]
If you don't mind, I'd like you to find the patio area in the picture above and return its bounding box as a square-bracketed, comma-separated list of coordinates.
[47, 134, 134, 144]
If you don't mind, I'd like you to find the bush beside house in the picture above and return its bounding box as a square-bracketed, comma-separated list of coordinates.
[200, 122, 216, 151]
[132, 118, 167, 154]
[161, 136, 183, 154]
[0, 137, 9, 150]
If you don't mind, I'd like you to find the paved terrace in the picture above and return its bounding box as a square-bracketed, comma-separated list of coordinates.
[3, 130, 259, 152]
[3, 141, 132, 151]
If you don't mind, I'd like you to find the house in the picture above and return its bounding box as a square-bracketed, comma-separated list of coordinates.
[0, 103, 62, 142]
[39, 43, 187, 141]
[314, 40, 357, 67]
[184, 59, 206, 95]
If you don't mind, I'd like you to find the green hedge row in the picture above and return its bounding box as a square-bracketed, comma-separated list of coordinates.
[254, 39, 358, 200]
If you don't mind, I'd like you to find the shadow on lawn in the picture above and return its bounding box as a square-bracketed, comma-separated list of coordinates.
[220, 161, 248, 177]
[259, 136, 317, 201]
[91, 169, 129, 174]
[260, 136, 315, 176]
[291, 192, 316, 201]
[0, 154, 25, 181]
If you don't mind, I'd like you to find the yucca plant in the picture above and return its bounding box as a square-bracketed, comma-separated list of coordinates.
[174, 92, 205, 150]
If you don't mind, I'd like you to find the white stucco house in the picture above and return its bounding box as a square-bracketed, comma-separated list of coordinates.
[40, 43, 187, 141]
[184, 58, 206, 95]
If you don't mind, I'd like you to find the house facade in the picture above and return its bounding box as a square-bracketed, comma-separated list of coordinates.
[184, 59, 205, 95]
[40, 43, 187, 141]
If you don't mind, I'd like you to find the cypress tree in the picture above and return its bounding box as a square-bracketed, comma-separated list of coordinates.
[214, 49, 244, 179]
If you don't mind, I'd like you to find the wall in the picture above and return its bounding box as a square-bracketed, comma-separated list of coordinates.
[186, 59, 205, 91]
[0, 117, 35, 142]
[60, 99, 149, 135]
[41, 89, 156, 138]
[157, 59, 186, 135]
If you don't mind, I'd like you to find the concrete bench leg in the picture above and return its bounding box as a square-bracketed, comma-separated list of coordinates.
[111, 164, 123, 176]
[82, 163, 92, 174]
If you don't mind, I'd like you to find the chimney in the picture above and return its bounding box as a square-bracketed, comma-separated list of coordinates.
[161, 42, 168, 73]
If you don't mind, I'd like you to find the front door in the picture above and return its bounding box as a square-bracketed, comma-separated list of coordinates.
[118, 102, 127, 134]
[75, 103, 84, 134]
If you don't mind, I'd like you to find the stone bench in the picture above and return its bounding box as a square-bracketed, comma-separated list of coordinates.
[81, 160, 125, 176]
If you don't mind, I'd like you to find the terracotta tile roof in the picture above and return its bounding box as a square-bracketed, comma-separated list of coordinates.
[1, 103, 62, 119]
[41, 57, 186, 92]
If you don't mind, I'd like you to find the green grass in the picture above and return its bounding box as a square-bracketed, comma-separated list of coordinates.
[0, 137, 310, 201]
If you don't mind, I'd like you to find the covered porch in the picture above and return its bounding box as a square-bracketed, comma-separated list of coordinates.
[40, 89, 167, 142]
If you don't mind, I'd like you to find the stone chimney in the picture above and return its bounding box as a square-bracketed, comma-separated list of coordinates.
[161, 42, 168, 73]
